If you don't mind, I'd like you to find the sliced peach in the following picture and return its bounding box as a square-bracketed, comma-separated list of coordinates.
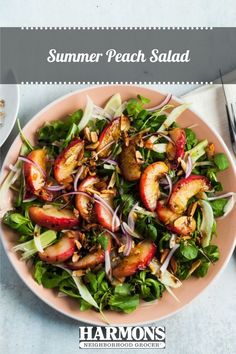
[156, 201, 196, 235]
[67, 249, 105, 270]
[67, 233, 112, 270]
[29, 205, 79, 231]
[169, 175, 210, 214]
[94, 195, 119, 232]
[96, 116, 130, 157]
[75, 176, 100, 221]
[113, 241, 156, 280]
[24, 149, 53, 201]
[140, 162, 169, 211]
[166, 128, 186, 161]
[54, 138, 84, 185]
[39, 235, 75, 263]
[119, 143, 141, 181]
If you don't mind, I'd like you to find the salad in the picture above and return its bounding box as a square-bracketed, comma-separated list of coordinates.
[0, 92, 234, 320]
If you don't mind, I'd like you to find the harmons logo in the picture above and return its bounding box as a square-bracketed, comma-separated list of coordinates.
[79, 326, 166, 349]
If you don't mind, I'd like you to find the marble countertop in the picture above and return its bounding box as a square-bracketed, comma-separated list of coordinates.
[1, 1, 236, 353]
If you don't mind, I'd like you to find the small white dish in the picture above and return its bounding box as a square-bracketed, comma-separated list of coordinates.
[0, 84, 19, 147]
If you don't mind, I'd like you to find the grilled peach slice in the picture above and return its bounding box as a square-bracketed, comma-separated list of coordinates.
[113, 241, 156, 280]
[94, 195, 119, 232]
[67, 249, 105, 270]
[54, 138, 84, 185]
[24, 149, 53, 201]
[29, 205, 79, 231]
[156, 202, 196, 235]
[75, 176, 100, 221]
[119, 143, 141, 181]
[166, 128, 186, 161]
[96, 116, 130, 157]
[39, 235, 75, 263]
[67, 233, 112, 270]
[140, 162, 169, 211]
[169, 175, 210, 214]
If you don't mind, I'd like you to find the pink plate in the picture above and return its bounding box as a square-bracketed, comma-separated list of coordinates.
[0, 85, 236, 325]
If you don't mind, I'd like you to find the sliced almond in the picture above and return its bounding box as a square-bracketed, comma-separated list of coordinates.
[170, 257, 178, 274]
[84, 127, 91, 141]
[206, 142, 215, 158]
[72, 270, 86, 277]
[188, 259, 202, 276]
[135, 150, 144, 164]
[101, 189, 115, 195]
[85, 141, 100, 150]
[86, 187, 100, 195]
[75, 240, 82, 251]
[72, 252, 80, 263]
[188, 201, 199, 217]
[108, 172, 116, 189]
[120, 115, 130, 131]
[90, 131, 98, 143]
[160, 249, 170, 264]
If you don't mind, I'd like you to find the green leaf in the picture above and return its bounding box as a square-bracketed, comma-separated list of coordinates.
[214, 153, 229, 171]
[210, 198, 228, 217]
[180, 241, 198, 260]
[3, 211, 34, 236]
[194, 260, 210, 277]
[114, 283, 131, 296]
[185, 128, 198, 150]
[109, 294, 139, 313]
[203, 244, 220, 262]
[97, 233, 109, 251]
[34, 260, 47, 285]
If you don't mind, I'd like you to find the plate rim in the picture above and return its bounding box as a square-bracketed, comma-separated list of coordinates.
[0, 84, 236, 325]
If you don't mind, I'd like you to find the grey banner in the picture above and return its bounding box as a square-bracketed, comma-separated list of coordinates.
[1, 27, 236, 84]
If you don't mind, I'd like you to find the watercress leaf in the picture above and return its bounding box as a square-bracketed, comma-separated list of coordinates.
[109, 294, 139, 313]
[214, 153, 229, 171]
[34, 260, 47, 285]
[180, 241, 198, 260]
[3, 211, 34, 236]
[97, 233, 109, 251]
[80, 299, 92, 311]
[114, 283, 131, 296]
[210, 198, 228, 217]
[194, 260, 210, 277]
[85, 271, 98, 293]
[185, 128, 198, 150]
[203, 244, 220, 262]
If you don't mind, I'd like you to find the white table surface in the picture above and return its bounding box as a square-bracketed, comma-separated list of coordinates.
[1, 1, 236, 354]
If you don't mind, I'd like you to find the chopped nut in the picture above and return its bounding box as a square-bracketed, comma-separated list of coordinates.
[86, 187, 100, 195]
[72, 252, 80, 262]
[85, 141, 100, 150]
[170, 257, 177, 274]
[84, 127, 91, 141]
[120, 115, 130, 131]
[90, 131, 98, 143]
[118, 245, 125, 253]
[144, 139, 154, 150]
[160, 249, 170, 264]
[88, 170, 96, 176]
[0, 99, 5, 107]
[75, 240, 82, 251]
[206, 143, 215, 158]
[80, 166, 89, 180]
[188, 201, 198, 217]
[94, 180, 107, 190]
[188, 259, 202, 276]
[101, 189, 115, 195]
[135, 150, 144, 164]
[72, 270, 86, 277]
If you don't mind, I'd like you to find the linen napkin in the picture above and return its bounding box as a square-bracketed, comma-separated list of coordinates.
[182, 84, 236, 161]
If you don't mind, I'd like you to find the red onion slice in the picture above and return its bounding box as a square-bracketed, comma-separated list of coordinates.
[147, 93, 172, 112]
[207, 192, 235, 201]
[73, 166, 84, 191]
[123, 233, 133, 256]
[103, 229, 121, 246]
[45, 185, 65, 192]
[18, 156, 46, 178]
[121, 222, 142, 239]
[94, 194, 120, 229]
[185, 155, 193, 179]
[105, 250, 112, 281]
[23, 196, 36, 203]
[160, 244, 179, 274]
[127, 202, 139, 231]
[165, 174, 173, 200]
[54, 191, 92, 202]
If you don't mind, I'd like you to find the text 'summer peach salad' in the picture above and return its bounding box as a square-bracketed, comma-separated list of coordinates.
[0, 93, 234, 319]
